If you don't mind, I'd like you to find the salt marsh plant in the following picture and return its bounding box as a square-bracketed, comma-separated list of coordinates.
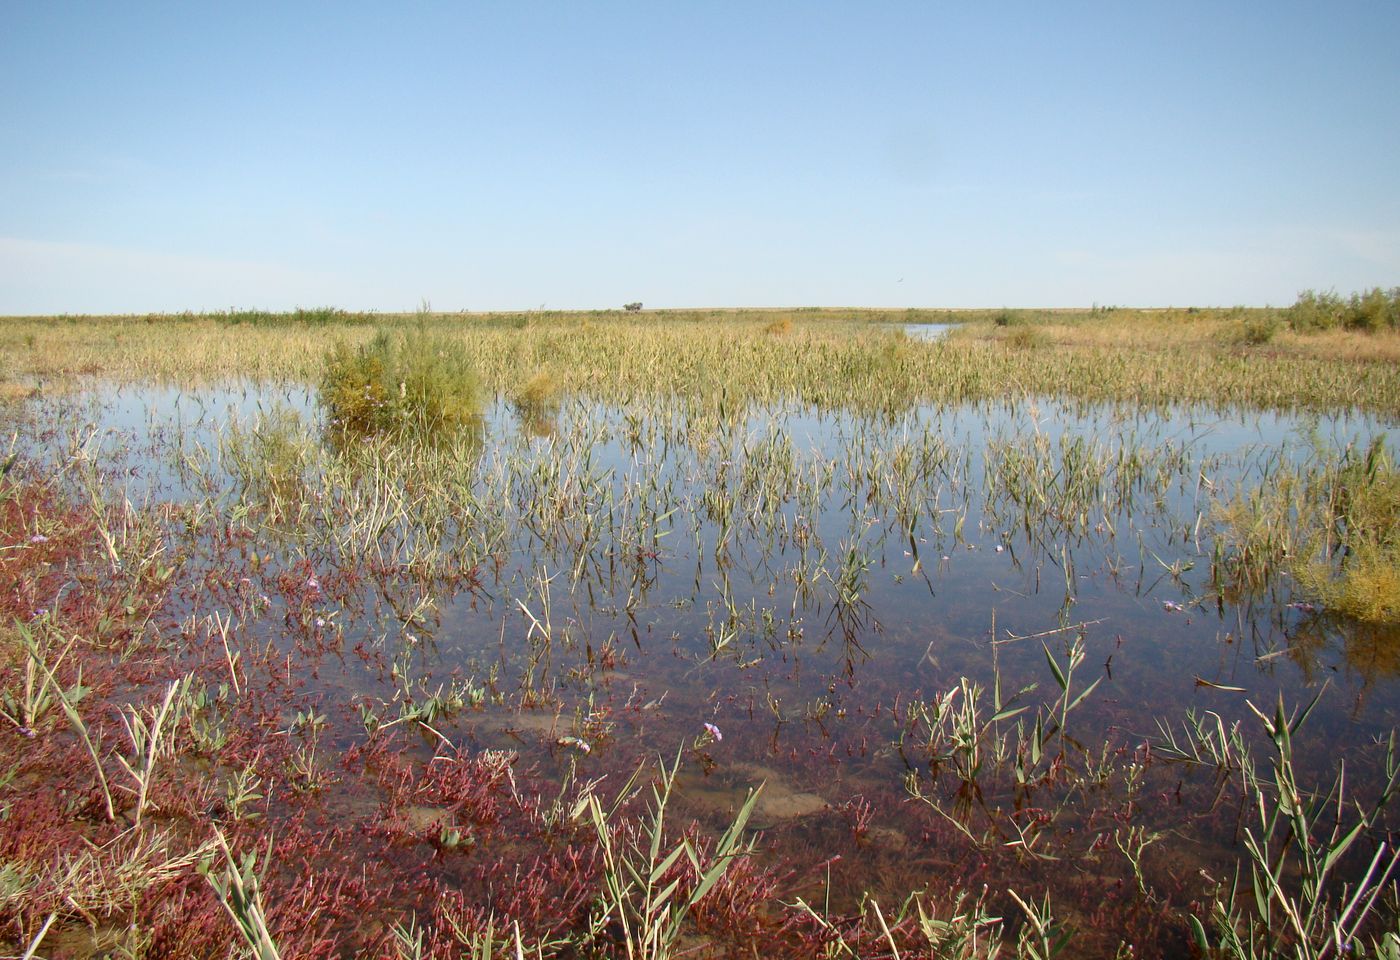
[1295, 439, 1400, 623]
[8, 308, 1400, 413]
[221, 406, 314, 519]
[321, 325, 480, 436]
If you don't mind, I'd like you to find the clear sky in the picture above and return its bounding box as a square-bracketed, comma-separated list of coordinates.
[2, 2, 1398, 313]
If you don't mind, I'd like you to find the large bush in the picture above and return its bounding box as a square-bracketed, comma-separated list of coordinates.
[321, 327, 480, 436]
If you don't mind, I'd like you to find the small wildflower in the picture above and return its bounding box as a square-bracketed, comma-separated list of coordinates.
[29, 534, 48, 544]
[704, 722, 722, 742]
[994, 544, 1005, 553]
[306, 576, 320, 591]
[556, 736, 591, 754]
[315, 617, 326, 628]
[1162, 600, 1184, 612]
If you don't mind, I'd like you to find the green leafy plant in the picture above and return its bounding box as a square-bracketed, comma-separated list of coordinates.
[201, 830, 282, 960]
[575, 749, 761, 960]
[1190, 689, 1400, 959]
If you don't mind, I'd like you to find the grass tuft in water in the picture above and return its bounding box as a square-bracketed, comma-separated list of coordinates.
[512, 370, 560, 421]
[321, 326, 480, 437]
[1297, 440, 1400, 623]
[1217, 439, 1400, 624]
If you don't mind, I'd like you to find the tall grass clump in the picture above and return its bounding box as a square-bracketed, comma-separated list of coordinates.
[321, 326, 480, 436]
[1295, 440, 1400, 623]
[1004, 326, 1047, 350]
[1217, 440, 1400, 623]
[512, 370, 560, 419]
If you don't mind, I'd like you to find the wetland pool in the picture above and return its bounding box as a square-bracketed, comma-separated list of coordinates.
[17, 380, 1400, 954]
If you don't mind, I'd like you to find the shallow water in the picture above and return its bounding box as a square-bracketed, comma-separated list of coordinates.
[901, 322, 957, 341]
[22, 381, 1400, 943]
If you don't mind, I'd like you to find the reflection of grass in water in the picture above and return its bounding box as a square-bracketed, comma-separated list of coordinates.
[1290, 617, 1400, 687]
[222, 407, 314, 519]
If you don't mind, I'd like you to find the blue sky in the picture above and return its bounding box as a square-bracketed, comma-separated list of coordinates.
[2, 2, 1398, 313]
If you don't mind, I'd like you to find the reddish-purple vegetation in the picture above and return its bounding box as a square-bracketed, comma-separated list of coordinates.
[1, 456, 1372, 960]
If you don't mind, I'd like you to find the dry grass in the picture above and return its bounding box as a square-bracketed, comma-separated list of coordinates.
[3, 308, 1400, 414]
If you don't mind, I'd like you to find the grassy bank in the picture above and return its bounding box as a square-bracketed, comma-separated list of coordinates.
[2, 306, 1400, 415]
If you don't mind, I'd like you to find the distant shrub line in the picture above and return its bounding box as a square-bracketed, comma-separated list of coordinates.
[1284, 287, 1400, 333]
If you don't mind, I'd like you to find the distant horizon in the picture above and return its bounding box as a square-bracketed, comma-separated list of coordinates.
[0, 300, 1333, 320]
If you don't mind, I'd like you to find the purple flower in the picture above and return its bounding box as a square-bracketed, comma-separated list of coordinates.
[306, 576, 320, 591]
[29, 534, 48, 544]
[315, 617, 326, 628]
[704, 722, 722, 742]
[1162, 600, 1184, 613]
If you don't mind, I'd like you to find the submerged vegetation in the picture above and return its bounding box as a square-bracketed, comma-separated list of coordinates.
[2, 302, 1400, 957]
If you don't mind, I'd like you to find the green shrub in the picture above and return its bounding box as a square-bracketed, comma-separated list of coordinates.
[1284, 290, 1347, 331]
[320, 327, 480, 436]
[1240, 313, 1280, 345]
[1347, 287, 1400, 332]
[1285, 288, 1400, 333]
[993, 308, 1022, 327]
